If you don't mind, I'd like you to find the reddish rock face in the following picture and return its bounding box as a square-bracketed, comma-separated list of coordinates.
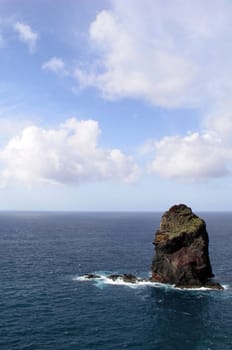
[151, 204, 218, 287]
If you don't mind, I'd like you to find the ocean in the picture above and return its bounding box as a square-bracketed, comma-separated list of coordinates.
[0, 212, 231, 350]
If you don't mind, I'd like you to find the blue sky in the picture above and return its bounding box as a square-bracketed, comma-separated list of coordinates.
[0, 0, 232, 211]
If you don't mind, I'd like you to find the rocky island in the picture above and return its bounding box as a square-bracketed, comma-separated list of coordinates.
[151, 204, 223, 289]
[80, 204, 223, 290]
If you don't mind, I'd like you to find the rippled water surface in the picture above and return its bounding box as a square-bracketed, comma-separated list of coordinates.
[0, 212, 231, 349]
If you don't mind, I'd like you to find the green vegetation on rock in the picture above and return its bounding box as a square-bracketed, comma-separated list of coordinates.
[160, 204, 204, 239]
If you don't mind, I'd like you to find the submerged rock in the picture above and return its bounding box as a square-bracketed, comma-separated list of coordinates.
[83, 273, 101, 279]
[151, 204, 223, 289]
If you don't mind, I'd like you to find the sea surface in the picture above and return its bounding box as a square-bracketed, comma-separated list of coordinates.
[0, 212, 232, 350]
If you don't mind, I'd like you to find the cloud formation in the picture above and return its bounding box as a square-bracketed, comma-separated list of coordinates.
[74, 8, 196, 108]
[144, 108, 232, 181]
[42, 57, 67, 75]
[14, 21, 39, 52]
[149, 131, 228, 181]
[0, 118, 139, 186]
[6, 1, 232, 183]
[73, 0, 232, 182]
[74, 0, 232, 109]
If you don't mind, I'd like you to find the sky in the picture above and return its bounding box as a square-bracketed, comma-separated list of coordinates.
[0, 0, 232, 211]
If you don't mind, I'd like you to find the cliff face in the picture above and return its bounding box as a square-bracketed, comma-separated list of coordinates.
[151, 204, 217, 287]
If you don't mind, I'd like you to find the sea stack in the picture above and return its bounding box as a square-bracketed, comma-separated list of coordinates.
[151, 204, 223, 289]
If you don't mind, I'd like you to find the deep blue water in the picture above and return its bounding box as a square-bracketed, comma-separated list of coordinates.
[0, 212, 232, 350]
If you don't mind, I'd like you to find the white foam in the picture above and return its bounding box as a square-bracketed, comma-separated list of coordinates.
[175, 286, 214, 291]
[74, 273, 227, 291]
[73, 276, 89, 281]
[174, 284, 229, 291]
[103, 276, 153, 288]
[74, 273, 169, 289]
[222, 284, 230, 290]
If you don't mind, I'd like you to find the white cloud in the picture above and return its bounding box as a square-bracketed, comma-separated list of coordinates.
[72, 0, 232, 181]
[204, 112, 232, 143]
[14, 21, 39, 52]
[74, 0, 232, 108]
[140, 106, 232, 181]
[0, 118, 139, 186]
[74, 8, 197, 107]
[42, 57, 67, 75]
[0, 118, 33, 139]
[149, 132, 228, 181]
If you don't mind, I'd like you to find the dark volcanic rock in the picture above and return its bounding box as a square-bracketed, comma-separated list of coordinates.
[151, 204, 223, 289]
[108, 273, 138, 283]
[83, 273, 101, 279]
[122, 274, 138, 283]
[108, 274, 123, 281]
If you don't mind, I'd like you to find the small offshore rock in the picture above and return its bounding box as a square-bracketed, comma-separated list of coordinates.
[108, 274, 123, 281]
[122, 274, 138, 283]
[108, 273, 138, 283]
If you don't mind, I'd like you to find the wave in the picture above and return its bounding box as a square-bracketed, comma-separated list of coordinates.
[175, 285, 228, 291]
